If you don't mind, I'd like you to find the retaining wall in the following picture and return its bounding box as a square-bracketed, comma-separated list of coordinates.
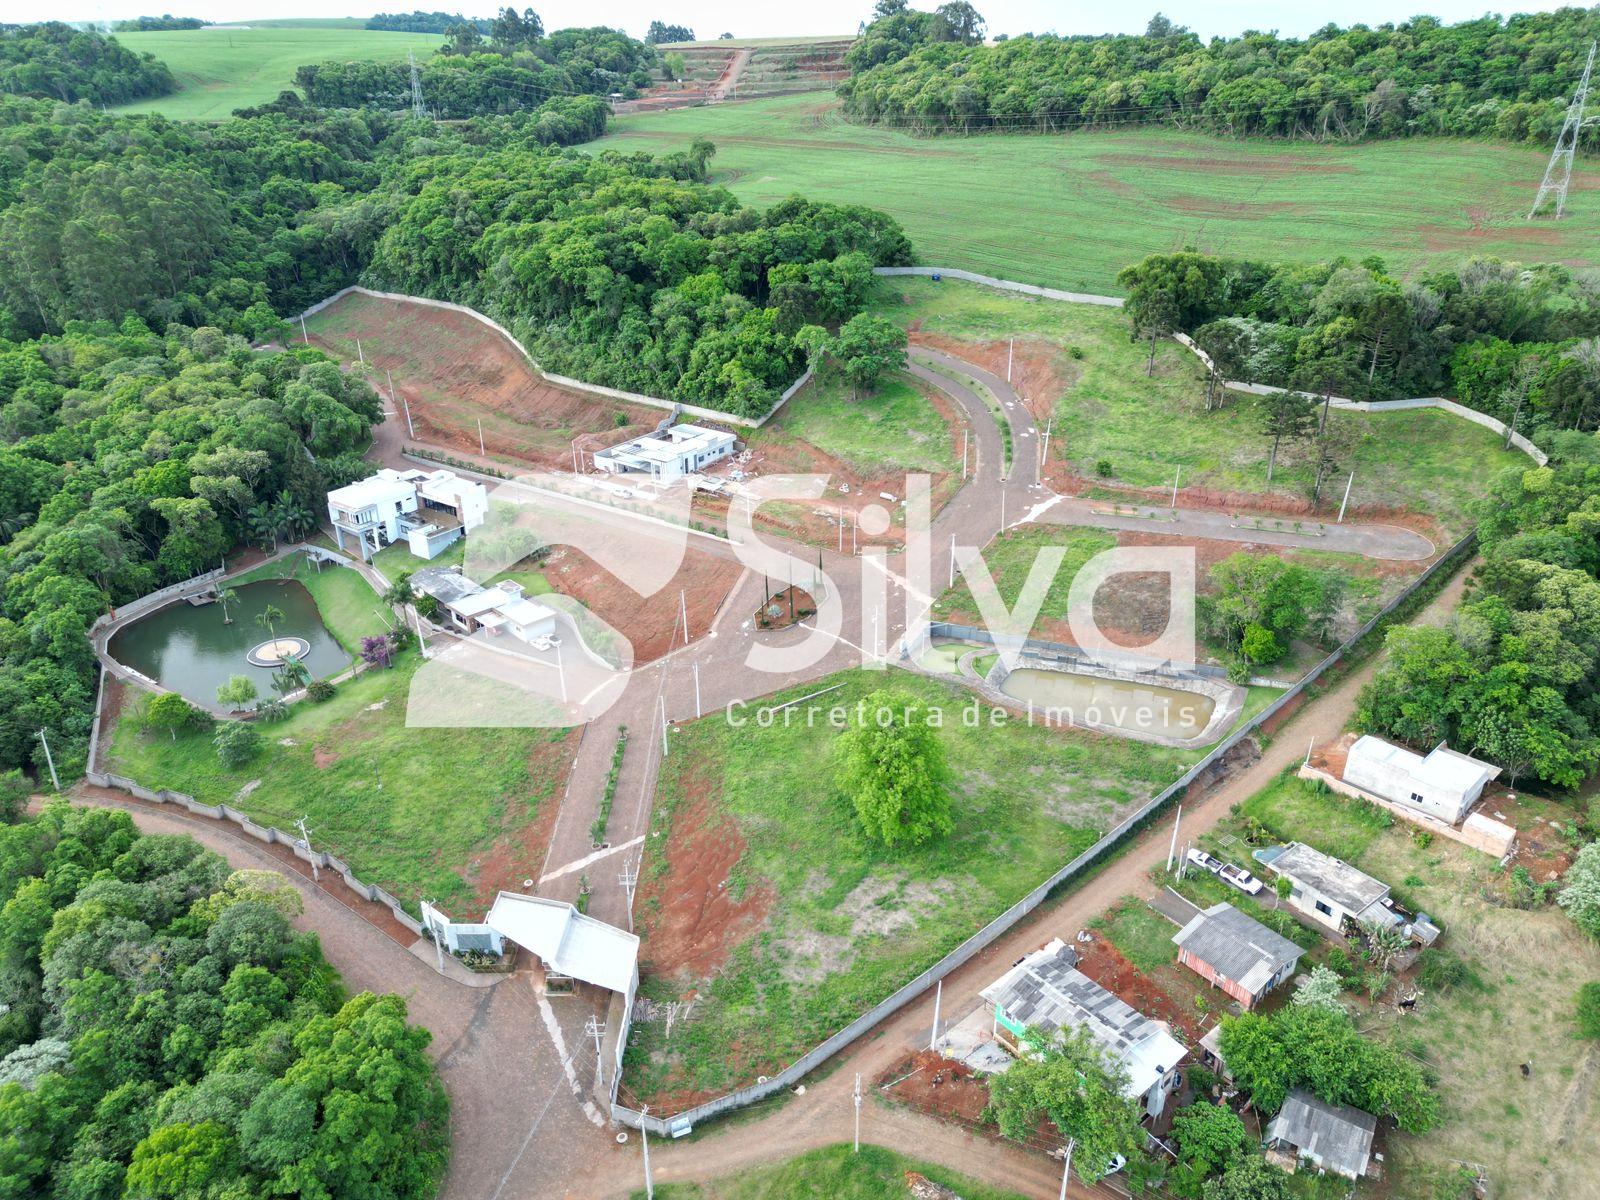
[293, 286, 808, 429]
[613, 531, 1479, 1135]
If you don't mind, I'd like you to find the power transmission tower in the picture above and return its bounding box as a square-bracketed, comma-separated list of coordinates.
[408, 51, 427, 121]
[1530, 40, 1598, 219]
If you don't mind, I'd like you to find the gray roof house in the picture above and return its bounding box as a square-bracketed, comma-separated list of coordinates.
[1172, 902, 1303, 1009]
[1254, 842, 1441, 946]
[1264, 1088, 1378, 1180]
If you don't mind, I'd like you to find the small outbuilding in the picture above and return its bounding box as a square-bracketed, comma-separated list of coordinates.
[1172, 902, 1302, 1009]
[1264, 1088, 1378, 1180]
[1343, 735, 1500, 825]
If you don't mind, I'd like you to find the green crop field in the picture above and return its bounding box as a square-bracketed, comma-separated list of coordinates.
[594, 93, 1600, 295]
[112, 25, 443, 119]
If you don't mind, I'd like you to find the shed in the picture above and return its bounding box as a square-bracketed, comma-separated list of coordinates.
[1172, 902, 1302, 1008]
[1344, 735, 1499, 825]
[1264, 1088, 1377, 1180]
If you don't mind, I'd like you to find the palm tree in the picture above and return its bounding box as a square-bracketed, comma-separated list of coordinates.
[216, 586, 238, 624]
[255, 603, 285, 643]
[247, 502, 279, 553]
[274, 490, 314, 543]
[272, 655, 311, 698]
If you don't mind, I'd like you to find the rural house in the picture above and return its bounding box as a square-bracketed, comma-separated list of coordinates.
[327, 467, 489, 561]
[1264, 1088, 1378, 1180]
[1171, 902, 1303, 1009]
[1254, 843, 1441, 945]
[593, 422, 737, 482]
[980, 939, 1187, 1120]
[1342, 735, 1500, 825]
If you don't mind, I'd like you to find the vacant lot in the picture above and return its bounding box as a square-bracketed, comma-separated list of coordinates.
[638, 1144, 1030, 1200]
[106, 649, 574, 910]
[876, 277, 1524, 537]
[627, 667, 1193, 1106]
[302, 290, 664, 472]
[594, 94, 1600, 295]
[112, 25, 442, 119]
[1185, 773, 1600, 1200]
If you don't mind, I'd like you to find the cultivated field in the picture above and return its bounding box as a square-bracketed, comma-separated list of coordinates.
[112, 24, 442, 119]
[876, 277, 1527, 538]
[594, 94, 1600, 295]
[626, 667, 1194, 1106]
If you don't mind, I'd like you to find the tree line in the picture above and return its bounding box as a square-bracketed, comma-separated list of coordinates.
[1118, 251, 1600, 438]
[113, 16, 207, 32]
[366, 10, 493, 34]
[365, 146, 913, 416]
[0, 803, 449, 1200]
[0, 22, 176, 106]
[839, 7, 1600, 144]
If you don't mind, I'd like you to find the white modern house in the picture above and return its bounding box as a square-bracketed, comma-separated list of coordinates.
[411, 567, 558, 645]
[327, 468, 489, 562]
[1255, 842, 1441, 946]
[1342, 735, 1500, 825]
[592, 422, 737, 483]
[981, 939, 1187, 1120]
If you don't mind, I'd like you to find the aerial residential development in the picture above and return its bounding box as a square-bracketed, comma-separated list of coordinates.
[2, 5, 1599, 1200]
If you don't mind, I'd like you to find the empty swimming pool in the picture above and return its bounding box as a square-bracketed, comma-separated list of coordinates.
[998, 666, 1217, 740]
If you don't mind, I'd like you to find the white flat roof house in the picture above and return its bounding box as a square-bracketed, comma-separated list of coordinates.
[1255, 842, 1441, 946]
[981, 939, 1187, 1120]
[592, 422, 736, 482]
[327, 468, 489, 562]
[411, 567, 557, 645]
[1343, 735, 1500, 825]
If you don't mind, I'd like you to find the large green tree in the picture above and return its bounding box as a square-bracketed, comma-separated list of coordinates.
[834, 689, 953, 847]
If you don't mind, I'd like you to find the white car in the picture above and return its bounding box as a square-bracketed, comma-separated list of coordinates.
[1186, 848, 1224, 874]
[1219, 862, 1265, 895]
[529, 636, 559, 652]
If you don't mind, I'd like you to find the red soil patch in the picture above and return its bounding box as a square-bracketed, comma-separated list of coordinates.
[637, 754, 774, 981]
[312, 746, 339, 770]
[878, 1050, 1063, 1155]
[461, 735, 579, 908]
[1074, 935, 1207, 1044]
[1489, 789, 1576, 881]
[304, 292, 664, 472]
[541, 542, 743, 664]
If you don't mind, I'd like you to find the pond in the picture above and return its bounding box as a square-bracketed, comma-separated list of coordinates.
[998, 666, 1216, 740]
[108, 579, 350, 708]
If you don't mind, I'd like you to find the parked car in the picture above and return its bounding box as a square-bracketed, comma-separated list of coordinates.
[529, 636, 559, 652]
[1186, 848, 1223, 874]
[1219, 862, 1264, 895]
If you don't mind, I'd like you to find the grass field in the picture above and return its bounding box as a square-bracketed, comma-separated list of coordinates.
[634, 1144, 1030, 1200]
[1200, 774, 1600, 1200]
[628, 666, 1193, 1101]
[757, 369, 957, 477]
[876, 277, 1525, 535]
[107, 649, 571, 908]
[112, 25, 442, 119]
[594, 93, 1600, 295]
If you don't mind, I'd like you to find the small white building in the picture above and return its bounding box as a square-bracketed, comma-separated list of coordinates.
[981, 939, 1187, 1121]
[1343, 735, 1500, 825]
[327, 468, 489, 562]
[592, 422, 736, 483]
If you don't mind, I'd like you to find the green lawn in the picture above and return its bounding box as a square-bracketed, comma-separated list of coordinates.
[873, 277, 1525, 536]
[370, 539, 553, 598]
[629, 667, 1192, 1099]
[233, 555, 393, 654]
[1235, 771, 1396, 866]
[933, 525, 1115, 624]
[1091, 895, 1179, 973]
[759, 369, 957, 477]
[594, 93, 1600, 296]
[106, 651, 570, 909]
[112, 26, 443, 119]
[635, 1144, 1032, 1200]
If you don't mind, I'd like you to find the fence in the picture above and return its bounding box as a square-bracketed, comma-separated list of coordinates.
[83, 767, 425, 937]
[873, 266, 1125, 308]
[920, 621, 1233, 683]
[292, 286, 810, 430]
[613, 530, 1478, 1135]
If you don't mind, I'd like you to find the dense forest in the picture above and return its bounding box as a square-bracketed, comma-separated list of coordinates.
[0, 23, 176, 106]
[367, 148, 912, 415]
[0, 804, 450, 1199]
[112, 16, 206, 32]
[1358, 431, 1600, 789]
[1117, 251, 1600, 434]
[0, 320, 380, 778]
[840, 6, 1600, 142]
[367, 9, 493, 33]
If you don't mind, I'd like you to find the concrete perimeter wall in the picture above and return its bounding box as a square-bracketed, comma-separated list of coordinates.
[293, 286, 809, 430]
[1296, 764, 1517, 858]
[614, 531, 1480, 1135]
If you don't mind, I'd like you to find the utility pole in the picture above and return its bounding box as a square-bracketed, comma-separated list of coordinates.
[639, 1105, 654, 1200]
[692, 661, 702, 718]
[409, 50, 427, 121]
[948, 532, 956, 588]
[1040, 417, 1051, 467]
[1057, 1138, 1075, 1200]
[355, 337, 365, 367]
[1337, 470, 1355, 524]
[555, 641, 567, 704]
[428, 906, 445, 973]
[619, 858, 639, 930]
[853, 1073, 862, 1153]
[1170, 466, 1181, 509]
[388, 371, 413, 439]
[1007, 338, 1014, 383]
[585, 1014, 606, 1062]
[36, 728, 59, 792]
[679, 590, 689, 647]
[477, 418, 486, 457]
[1530, 39, 1597, 219]
[1165, 803, 1182, 872]
[930, 979, 942, 1050]
[300, 315, 309, 344]
[294, 817, 320, 882]
[658, 694, 669, 761]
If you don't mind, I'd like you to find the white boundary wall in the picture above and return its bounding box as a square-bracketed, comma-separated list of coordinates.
[880, 268, 1547, 466]
[293, 286, 809, 430]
